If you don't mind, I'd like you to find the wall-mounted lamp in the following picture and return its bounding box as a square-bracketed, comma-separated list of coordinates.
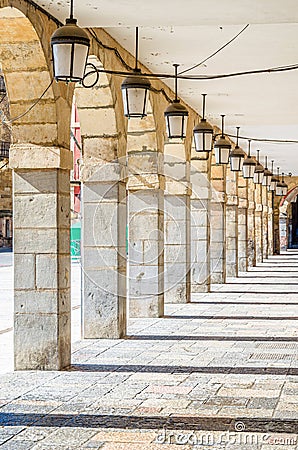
[242, 140, 256, 179]
[229, 126, 245, 172]
[214, 115, 231, 164]
[262, 156, 272, 187]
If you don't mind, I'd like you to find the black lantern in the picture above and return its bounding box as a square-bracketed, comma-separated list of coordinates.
[164, 64, 188, 139]
[229, 127, 245, 171]
[269, 161, 279, 191]
[51, 0, 90, 83]
[278, 172, 288, 196]
[253, 150, 264, 184]
[0, 141, 10, 161]
[275, 167, 283, 196]
[242, 140, 256, 179]
[121, 28, 151, 118]
[193, 94, 213, 152]
[262, 156, 272, 187]
[214, 115, 231, 164]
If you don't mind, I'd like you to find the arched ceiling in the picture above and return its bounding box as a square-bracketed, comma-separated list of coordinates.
[30, 1, 298, 173]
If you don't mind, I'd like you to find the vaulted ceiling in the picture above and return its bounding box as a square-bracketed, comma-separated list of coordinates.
[34, 1, 298, 173]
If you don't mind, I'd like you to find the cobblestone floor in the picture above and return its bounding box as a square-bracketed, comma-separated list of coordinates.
[0, 251, 298, 449]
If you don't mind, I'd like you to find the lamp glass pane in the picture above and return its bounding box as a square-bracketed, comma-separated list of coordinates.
[167, 115, 187, 139]
[269, 180, 277, 191]
[194, 131, 212, 152]
[254, 171, 264, 184]
[263, 174, 272, 186]
[215, 147, 230, 164]
[242, 164, 255, 179]
[230, 155, 243, 171]
[73, 43, 89, 79]
[53, 43, 72, 79]
[282, 186, 288, 196]
[122, 87, 148, 117]
[276, 185, 282, 196]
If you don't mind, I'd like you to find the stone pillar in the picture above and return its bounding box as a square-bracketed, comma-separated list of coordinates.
[164, 146, 191, 303]
[267, 191, 274, 255]
[10, 144, 72, 370]
[262, 185, 269, 259]
[210, 159, 226, 284]
[254, 183, 263, 264]
[190, 158, 211, 293]
[81, 162, 127, 339]
[237, 174, 248, 272]
[225, 168, 238, 277]
[273, 192, 280, 254]
[128, 151, 164, 317]
[247, 179, 256, 267]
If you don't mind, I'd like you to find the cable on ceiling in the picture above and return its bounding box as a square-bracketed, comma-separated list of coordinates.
[179, 24, 250, 75]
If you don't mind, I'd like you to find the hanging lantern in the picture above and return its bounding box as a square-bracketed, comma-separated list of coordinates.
[262, 156, 272, 187]
[0, 141, 10, 161]
[253, 150, 264, 184]
[193, 94, 213, 152]
[242, 140, 256, 179]
[214, 115, 231, 164]
[121, 28, 151, 118]
[269, 160, 278, 191]
[229, 126, 245, 171]
[275, 167, 283, 196]
[164, 64, 188, 139]
[280, 172, 288, 196]
[51, 0, 90, 83]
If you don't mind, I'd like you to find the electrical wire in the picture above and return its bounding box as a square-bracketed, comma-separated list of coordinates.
[85, 62, 298, 82]
[179, 24, 250, 75]
[226, 133, 298, 144]
[2, 80, 54, 125]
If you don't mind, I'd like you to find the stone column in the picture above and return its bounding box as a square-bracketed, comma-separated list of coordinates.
[267, 191, 274, 255]
[128, 151, 164, 317]
[262, 185, 269, 259]
[247, 179, 256, 267]
[164, 145, 191, 303]
[210, 159, 226, 284]
[81, 161, 127, 339]
[10, 144, 72, 370]
[190, 157, 211, 293]
[254, 183, 263, 264]
[273, 192, 281, 254]
[225, 168, 238, 277]
[237, 174, 248, 272]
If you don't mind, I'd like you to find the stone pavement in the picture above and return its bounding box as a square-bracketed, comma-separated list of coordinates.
[0, 251, 298, 449]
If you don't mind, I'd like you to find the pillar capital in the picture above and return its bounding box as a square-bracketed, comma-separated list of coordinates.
[9, 144, 73, 170]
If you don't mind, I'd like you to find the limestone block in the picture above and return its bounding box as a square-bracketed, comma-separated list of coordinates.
[36, 254, 58, 289]
[83, 203, 118, 246]
[14, 253, 35, 289]
[82, 136, 118, 162]
[211, 165, 224, 178]
[14, 312, 71, 370]
[255, 203, 263, 212]
[78, 107, 117, 136]
[127, 131, 157, 152]
[226, 195, 238, 206]
[5, 70, 52, 102]
[10, 145, 73, 170]
[75, 86, 114, 108]
[165, 244, 188, 263]
[129, 296, 163, 318]
[15, 289, 70, 315]
[14, 193, 57, 228]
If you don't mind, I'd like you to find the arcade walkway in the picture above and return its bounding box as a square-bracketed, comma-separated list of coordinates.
[0, 252, 298, 449]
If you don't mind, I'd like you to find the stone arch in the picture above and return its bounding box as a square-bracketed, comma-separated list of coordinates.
[0, 3, 72, 148]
